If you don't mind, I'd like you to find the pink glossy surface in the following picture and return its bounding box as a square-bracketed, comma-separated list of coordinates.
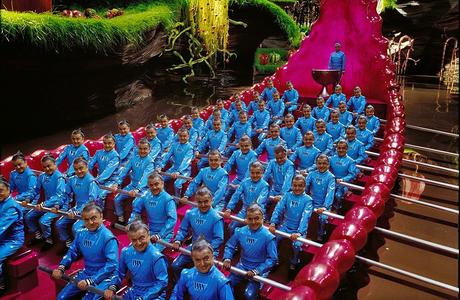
[358, 191, 387, 217]
[311, 239, 356, 274]
[284, 285, 318, 300]
[271, 0, 393, 101]
[344, 206, 377, 233]
[293, 262, 341, 299]
[329, 221, 369, 251]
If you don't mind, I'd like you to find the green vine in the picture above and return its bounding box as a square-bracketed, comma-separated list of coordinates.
[163, 21, 238, 83]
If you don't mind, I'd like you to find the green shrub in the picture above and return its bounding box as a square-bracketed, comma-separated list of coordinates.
[254, 47, 288, 74]
[230, 0, 301, 47]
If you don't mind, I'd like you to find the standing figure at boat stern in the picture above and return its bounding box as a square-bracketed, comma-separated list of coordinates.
[328, 42, 346, 72]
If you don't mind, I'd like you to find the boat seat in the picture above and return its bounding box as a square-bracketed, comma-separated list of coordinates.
[5, 246, 39, 293]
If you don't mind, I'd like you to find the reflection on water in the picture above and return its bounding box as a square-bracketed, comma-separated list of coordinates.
[0, 80, 250, 160]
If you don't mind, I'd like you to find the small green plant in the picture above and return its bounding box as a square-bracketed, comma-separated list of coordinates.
[254, 47, 288, 74]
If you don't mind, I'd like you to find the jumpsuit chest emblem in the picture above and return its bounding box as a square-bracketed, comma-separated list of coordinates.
[148, 200, 158, 207]
[315, 178, 323, 185]
[132, 259, 142, 268]
[195, 218, 205, 225]
[246, 237, 257, 245]
[290, 201, 299, 208]
[135, 162, 142, 168]
[83, 239, 93, 248]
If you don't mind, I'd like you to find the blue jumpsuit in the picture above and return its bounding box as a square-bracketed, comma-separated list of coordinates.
[305, 170, 336, 238]
[172, 207, 224, 279]
[266, 100, 285, 124]
[346, 139, 367, 164]
[247, 99, 259, 115]
[224, 149, 258, 184]
[129, 190, 177, 252]
[159, 141, 194, 197]
[356, 127, 375, 151]
[281, 88, 299, 113]
[263, 159, 295, 198]
[223, 226, 277, 300]
[226, 178, 269, 234]
[347, 95, 367, 115]
[147, 136, 163, 165]
[56, 173, 100, 242]
[329, 154, 358, 209]
[249, 109, 270, 141]
[228, 109, 247, 126]
[295, 116, 317, 135]
[25, 170, 66, 239]
[192, 117, 205, 138]
[157, 126, 175, 152]
[9, 166, 37, 203]
[255, 137, 286, 161]
[89, 148, 120, 203]
[173, 127, 199, 150]
[280, 126, 303, 152]
[326, 121, 346, 143]
[197, 129, 227, 168]
[260, 87, 278, 103]
[312, 106, 330, 122]
[218, 108, 231, 128]
[225, 121, 252, 156]
[56, 144, 90, 176]
[289, 145, 321, 171]
[57, 225, 118, 300]
[366, 115, 381, 135]
[203, 115, 228, 134]
[171, 266, 234, 300]
[0, 196, 24, 284]
[229, 101, 247, 114]
[111, 244, 169, 300]
[328, 51, 346, 71]
[270, 191, 313, 265]
[184, 167, 228, 211]
[339, 110, 353, 126]
[325, 93, 346, 108]
[114, 132, 135, 165]
[113, 153, 155, 217]
[313, 132, 333, 156]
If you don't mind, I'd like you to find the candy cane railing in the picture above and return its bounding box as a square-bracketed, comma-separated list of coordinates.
[374, 137, 459, 158]
[365, 150, 459, 175]
[356, 164, 458, 191]
[339, 181, 459, 215]
[379, 119, 459, 139]
[316, 209, 459, 257]
[110, 223, 292, 292]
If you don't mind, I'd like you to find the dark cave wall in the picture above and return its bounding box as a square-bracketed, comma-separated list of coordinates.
[381, 0, 458, 75]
